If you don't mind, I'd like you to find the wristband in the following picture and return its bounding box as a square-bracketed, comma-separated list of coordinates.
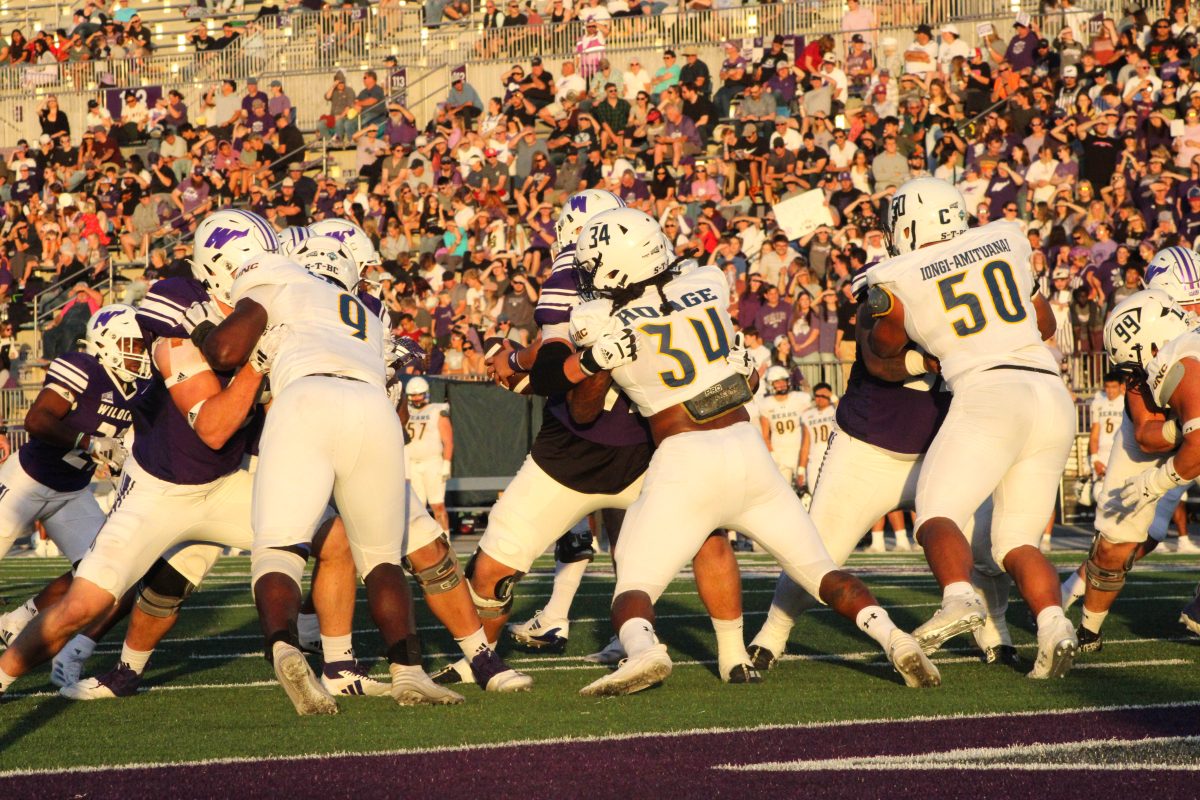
[904, 349, 926, 377]
[507, 349, 523, 373]
[578, 348, 600, 377]
[1152, 458, 1188, 493]
[73, 431, 85, 449]
[1162, 418, 1180, 445]
[189, 319, 217, 351]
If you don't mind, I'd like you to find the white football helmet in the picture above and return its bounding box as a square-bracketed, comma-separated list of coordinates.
[765, 365, 791, 395]
[1104, 289, 1190, 375]
[83, 304, 151, 384]
[575, 208, 672, 298]
[277, 225, 311, 257]
[192, 209, 279, 306]
[290, 235, 358, 291]
[309, 218, 382, 275]
[1145, 246, 1200, 307]
[407, 376, 430, 407]
[885, 177, 968, 256]
[554, 190, 626, 255]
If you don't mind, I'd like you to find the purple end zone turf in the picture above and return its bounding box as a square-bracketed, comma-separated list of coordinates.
[5, 704, 1200, 799]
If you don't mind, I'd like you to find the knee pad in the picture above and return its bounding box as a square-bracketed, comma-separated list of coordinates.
[554, 528, 595, 565]
[251, 546, 307, 595]
[403, 538, 462, 596]
[464, 549, 523, 619]
[136, 559, 196, 619]
[1084, 534, 1135, 593]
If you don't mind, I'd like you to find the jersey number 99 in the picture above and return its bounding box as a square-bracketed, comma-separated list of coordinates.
[937, 259, 1027, 337]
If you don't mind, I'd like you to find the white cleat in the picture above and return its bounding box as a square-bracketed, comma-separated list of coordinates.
[887, 630, 942, 688]
[914, 593, 986, 655]
[273, 644, 339, 715]
[321, 660, 392, 697]
[865, 542, 887, 554]
[508, 610, 570, 651]
[1177, 537, 1200, 554]
[390, 666, 466, 706]
[894, 536, 914, 552]
[579, 643, 672, 697]
[583, 635, 626, 665]
[469, 648, 533, 692]
[1028, 615, 1078, 680]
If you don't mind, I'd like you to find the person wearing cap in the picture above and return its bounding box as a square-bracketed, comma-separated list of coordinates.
[713, 42, 749, 118]
[650, 49, 681, 99]
[445, 72, 483, 127]
[354, 69, 387, 130]
[519, 57, 555, 109]
[240, 77, 268, 116]
[989, 11, 1040, 73]
[1056, 64, 1083, 113]
[820, 51, 849, 105]
[755, 35, 790, 83]
[323, 70, 357, 144]
[765, 62, 798, 114]
[679, 46, 711, 96]
[844, 34, 875, 98]
[937, 24, 970, 70]
[733, 121, 769, 188]
[763, 134, 797, 204]
[904, 24, 937, 77]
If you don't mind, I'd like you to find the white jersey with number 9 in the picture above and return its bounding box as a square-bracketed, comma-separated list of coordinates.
[231, 253, 386, 395]
[573, 265, 738, 417]
[867, 220, 1056, 390]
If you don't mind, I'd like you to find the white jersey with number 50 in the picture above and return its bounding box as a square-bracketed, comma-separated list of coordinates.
[231, 253, 386, 395]
[867, 220, 1055, 389]
[573, 265, 737, 417]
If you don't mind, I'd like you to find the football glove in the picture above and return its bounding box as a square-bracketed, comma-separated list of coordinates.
[181, 300, 223, 334]
[387, 336, 427, 372]
[1105, 461, 1186, 521]
[569, 300, 618, 348]
[249, 325, 283, 375]
[726, 331, 755, 377]
[441, 459, 452, 480]
[582, 327, 637, 374]
[87, 435, 126, 472]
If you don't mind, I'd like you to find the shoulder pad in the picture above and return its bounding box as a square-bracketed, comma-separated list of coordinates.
[866, 285, 895, 318]
[231, 253, 309, 303]
[46, 354, 93, 395]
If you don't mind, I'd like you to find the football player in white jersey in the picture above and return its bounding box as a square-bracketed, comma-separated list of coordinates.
[799, 382, 839, 486]
[563, 208, 938, 696]
[1089, 372, 1126, 498]
[866, 177, 1077, 679]
[197, 241, 468, 713]
[757, 366, 811, 485]
[403, 376, 453, 531]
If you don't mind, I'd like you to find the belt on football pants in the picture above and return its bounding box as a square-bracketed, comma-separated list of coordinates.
[984, 364, 1058, 378]
[306, 372, 368, 383]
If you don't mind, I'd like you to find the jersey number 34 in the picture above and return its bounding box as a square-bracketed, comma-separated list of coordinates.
[639, 307, 729, 388]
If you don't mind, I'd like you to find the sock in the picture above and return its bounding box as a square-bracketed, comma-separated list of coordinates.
[1061, 570, 1086, 609]
[617, 617, 658, 658]
[943, 581, 976, 602]
[119, 644, 153, 675]
[541, 559, 588, 623]
[855, 605, 898, 650]
[711, 616, 750, 678]
[21, 597, 38, 617]
[455, 627, 489, 660]
[1081, 607, 1108, 635]
[0, 666, 15, 691]
[64, 634, 96, 662]
[321, 633, 355, 663]
[752, 606, 797, 654]
[297, 612, 320, 646]
[870, 529, 886, 549]
[895, 528, 910, 547]
[1036, 606, 1068, 645]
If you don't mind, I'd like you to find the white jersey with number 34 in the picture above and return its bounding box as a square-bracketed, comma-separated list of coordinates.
[574, 265, 738, 417]
[231, 254, 386, 396]
[867, 220, 1056, 389]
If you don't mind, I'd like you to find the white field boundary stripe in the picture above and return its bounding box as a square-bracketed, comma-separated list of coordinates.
[716, 734, 1200, 772]
[3, 699, 1200, 779]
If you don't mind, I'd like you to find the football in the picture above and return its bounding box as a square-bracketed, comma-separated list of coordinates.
[484, 337, 537, 395]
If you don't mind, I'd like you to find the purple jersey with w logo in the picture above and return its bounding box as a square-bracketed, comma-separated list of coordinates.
[20, 352, 142, 492]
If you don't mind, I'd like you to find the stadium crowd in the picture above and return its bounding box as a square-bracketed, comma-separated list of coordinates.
[0, 0, 1197, 390]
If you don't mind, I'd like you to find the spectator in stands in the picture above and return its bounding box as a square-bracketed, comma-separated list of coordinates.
[323, 71, 358, 144]
[446, 74, 483, 128]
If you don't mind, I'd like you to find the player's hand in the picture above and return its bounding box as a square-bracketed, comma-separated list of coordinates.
[923, 353, 941, 374]
[487, 338, 518, 383]
[1107, 467, 1171, 520]
[441, 458, 452, 480]
[181, 300, 223, 338]
[87, 435, 126, 472]
[590, 327, 637, 370]
[726, 331, 756, 376]
[1093, 461, 1106, 478]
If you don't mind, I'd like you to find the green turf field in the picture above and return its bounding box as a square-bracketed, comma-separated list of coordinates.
[2, 547, 1199, 773]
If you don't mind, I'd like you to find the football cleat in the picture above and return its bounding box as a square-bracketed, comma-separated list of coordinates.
[583, 635, 626, 665]
[894, 535, 914, 552]
[321, 659, 391, 697]
[273, 643, 338, 715]
[59, 662, 141, 700]
[391, 667, 465, 706]
[1181, 591, 1200, 636]
[470, 648, 533, 692]
[865, 542, 887, 554]
[887, 630, 941, 688]
[508, 610, 569, 652]
[51, 643, 89, 688]
[914, 593, 986, 655]
[579, 644, 672, 697]
[1177, 537, 1200, 554]
[430, 657, 473, 685]
[980, 644, 1023, 669]
[747, 644, 779, 672]
[1028, 616, 1078, 680]
[1076, 626, 1103, 654]
[724, 663, 762, 684]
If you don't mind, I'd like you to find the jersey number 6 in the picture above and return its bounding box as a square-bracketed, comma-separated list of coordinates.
[937, 259, 1027, 337]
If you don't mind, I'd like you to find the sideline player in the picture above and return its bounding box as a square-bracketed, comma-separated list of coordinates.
[403, 377, 453, 532]
[563, 207, 938, 696]
[1088, 373, 1126, 500]
[865, 177, 1077, 679]
[758, 366, 810, 486]
[0, 306, 147, 644]
[799, 383, 838, 488]
[481, 191, 760, 685]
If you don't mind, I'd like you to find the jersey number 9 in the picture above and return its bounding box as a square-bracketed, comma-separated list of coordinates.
[339, 293, 368, 341]
[937, 259, 1027, 337]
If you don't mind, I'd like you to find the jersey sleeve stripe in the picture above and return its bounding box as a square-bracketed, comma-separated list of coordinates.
[47, 363, 88, 393]
[143, 292, 188, 312]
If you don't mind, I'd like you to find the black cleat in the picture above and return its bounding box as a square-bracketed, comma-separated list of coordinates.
[725, 663, 763, 684]
[1076, 625, 1103, 654]
[980, 644, 1023, 669]
[747, 644, 778, 672]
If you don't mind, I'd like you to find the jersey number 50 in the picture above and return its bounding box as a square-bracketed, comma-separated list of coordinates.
[937, 259, 1027, 337]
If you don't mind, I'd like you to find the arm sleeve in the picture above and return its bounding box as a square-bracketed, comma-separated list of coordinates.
[528, 340, 576, 397]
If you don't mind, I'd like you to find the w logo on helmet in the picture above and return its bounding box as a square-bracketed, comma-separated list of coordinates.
[94, 309, 124, 326]
[569, 195, 589, 212]
[203, 226, 249, 249]
[324, 230, 353, 242]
